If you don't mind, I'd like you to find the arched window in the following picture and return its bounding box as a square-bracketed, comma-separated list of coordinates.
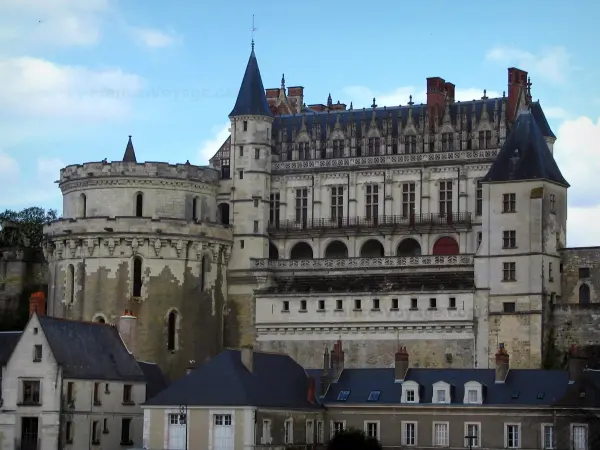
[192, 197, 198, 220]
[167, 310, 178, 351]
[80, 194, 87, 218]
[66, 264, 75, 303]
[132, 257, 142, 297]
[93, 315, 105, 324]
[200, 256, 209, 291]
[290, 242, 313, 260]
[135, 192, 143, 217]
[360, 239, 385, 258]
[579, 284, 591, 305]
[432, 236, 459, 255]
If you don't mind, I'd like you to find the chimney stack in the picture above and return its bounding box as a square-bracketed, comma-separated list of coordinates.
[331, 340, 345, 382]
[29, 291, 46, 317]
[307, 376, 316, 403]
[118, 310, 138, 355]
[568, 345, 587, 383]
[494, 343, 510, 383]
[241, 345, 253, 373]
[426, 76, 448, 125]
[507, 67, 528, 122]
[394, 346, 409, 381]
[320, 347, 331, 397]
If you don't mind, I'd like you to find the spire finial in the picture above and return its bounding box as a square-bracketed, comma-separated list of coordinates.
[281, 73, 285, 90]
[251, 15, 257, 50]
[408, 95, 414, 106]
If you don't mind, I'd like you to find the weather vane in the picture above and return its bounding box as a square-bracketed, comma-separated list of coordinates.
[251, 15, 257, 49]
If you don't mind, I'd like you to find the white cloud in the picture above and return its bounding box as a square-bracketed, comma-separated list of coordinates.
[0, 57, 143, 121]
[485, 46, 571, 84]
[343, 86, 501, 109]
[0, 151, 20, 181]
[197, 124, 230, 165]
[0, 0, 110, 50]
[131, 27, 181, 48]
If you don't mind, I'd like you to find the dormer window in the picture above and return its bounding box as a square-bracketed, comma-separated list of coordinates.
[401, 381, 420, 403]
[464, 381, 483, 404]
[432, 381, 451, 404]
[337, 390, 350, 401]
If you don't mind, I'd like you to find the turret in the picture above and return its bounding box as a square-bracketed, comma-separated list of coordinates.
[227, 44, 274, 270]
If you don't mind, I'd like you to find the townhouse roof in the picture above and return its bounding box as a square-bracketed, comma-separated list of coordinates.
[0, 331, 21, 366]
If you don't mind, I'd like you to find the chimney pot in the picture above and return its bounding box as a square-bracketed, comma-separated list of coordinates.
[241, 345, 253, 373]
[494, 344, 510, 383]
[394, 346, 410, 381]
[29, 292, 46, 317]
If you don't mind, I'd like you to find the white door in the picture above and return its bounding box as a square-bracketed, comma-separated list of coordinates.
[168, 413, 187, 450]
[213, 414, 233, 450]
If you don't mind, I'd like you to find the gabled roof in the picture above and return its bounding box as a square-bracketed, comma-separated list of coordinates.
[483, 108, 568, 186]
[323, 367, 579, 406]
[123, 135, 137, 163]
[0, 331, 21, 366]
[229, 48, 273, 118]
[138, 361, 170, 401]
[38, 315, 145, 382]
[145, 349, 320, 409]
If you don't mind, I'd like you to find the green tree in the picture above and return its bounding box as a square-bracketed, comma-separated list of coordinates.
[327, 428, 382, 450]
[0, 207, 58, 248]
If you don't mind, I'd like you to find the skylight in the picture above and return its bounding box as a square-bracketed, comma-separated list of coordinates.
[511, 391, 520, 399]
[367, 390, 381, 402]
[337, 390, 350, 401]
[536, 391, 545, 399]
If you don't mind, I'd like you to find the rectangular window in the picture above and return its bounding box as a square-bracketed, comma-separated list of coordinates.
[305, 420, 314, 444]
[300, 300, 307, 311]
[65, 421, 74, 443]
[66, 382, 74, 403]
[571, 424, 587, 450]
[434, 422, 449, 446]
[391, 298, 399, 309]
[243, 121, 248, 131]
[367, 137, 380, 156]
[93, 382, 101, 404]
[449, 297, 456, 308]
[284, 419, 293, 444]
[503, 302, 516, 313]
[549, 193, 556, 213]
[269, 193, 280, 226]
[221, 158, 230, 179]
[354, 299, 362, 310]
[410, 298, 418, 309]
[406, 390, 415, 402]
[505, 424, 520, 449]
[579, 267, 590, 278]
[92, 420, 100, 444]
[439, 181, 453, 216]
[298, 141, 310, 160]
[331, 186, 344, 222]
[316, 420, 324, 443]
[549, 262, 554, 281]
[240, 240, 244, 249]
[254, 148, 260, 159]
[239, 146, 243, 157]
[332, 421, 345, 436]
[442, 132, 453, 151]
[332, 139, 344, 158]
[22, 380, 40, 405]
[103, 418, 108, 433]
[465, 423, 480, 447]
[503, 193, 516, 212]
[123, 384, 132, 404]
[238, 170, 244, 180]
[467, 389, 478, 403]
[336, 299, 343, 310]
[282, 301, 289, 312]
[436, 390, 446, 403]
[33, 345, 42, 362]
[405, 135, 417, 154]
[318, 300, 325, 311]
[403, 422, 416, 446]
[503, 262, 516, 281]
[372, 298, 380, 310]
[477, 232, 482, 249]
[214, 414, 231, 425]
[542, 424, 555, 449]
[479, 130, 492, 149]
[402, 182, 416, 217]
[261, 419, 271, 445]
[253, 220, 259, 233]
[365, 422, 379, 440]
[429, 298, 437, 309]
[253, 198, 259, 207]
[295, 188, 308, 225]
[476, 180, 483, 216]
[365, 184, 379, 220]
[120, 418, 132, 444]
[503, 230, 516, 248]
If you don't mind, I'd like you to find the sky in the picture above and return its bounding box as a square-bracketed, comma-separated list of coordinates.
[0, 0, 599, 247]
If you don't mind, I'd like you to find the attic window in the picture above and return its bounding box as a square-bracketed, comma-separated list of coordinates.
[511, 391, 520, 399]
[579, 391, 586, 398]
[337, 390, 350, 401]
[367, 390, 381, 402]
[536, 391, 545, 399]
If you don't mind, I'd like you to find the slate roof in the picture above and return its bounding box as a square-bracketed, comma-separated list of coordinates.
[0, 331, 21, 366]
[483, 108, 568, 186]
[123, 135, 137, 162]
[145, 349, 321, 409]
[321, 367, 595, 407]
[38, 315, 146, 382]
[138, 361, 170, 401]
[229, 48, 273, 118]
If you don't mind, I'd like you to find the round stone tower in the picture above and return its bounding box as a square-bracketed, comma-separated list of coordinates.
[42, 137, 232, 379]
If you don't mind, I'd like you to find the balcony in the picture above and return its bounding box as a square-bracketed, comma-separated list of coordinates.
[272, 148, 498, 173]
[268, 212, 472, 235]
[251, 254, 473, 273]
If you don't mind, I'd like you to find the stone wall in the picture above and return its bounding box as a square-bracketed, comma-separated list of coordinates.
[560, 246, 600, 304]
[0, 247, 47, 313]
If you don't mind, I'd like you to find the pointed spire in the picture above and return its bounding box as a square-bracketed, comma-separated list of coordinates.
[229, 47, 273, 118]
[123, 135, 137, 163]
[327, 93, 332, 107]
[281, 73, 285, 90]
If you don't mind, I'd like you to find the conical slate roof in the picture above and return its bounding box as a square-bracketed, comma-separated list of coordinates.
[229, 48, 273, 118]
[123, 135, 137, 162]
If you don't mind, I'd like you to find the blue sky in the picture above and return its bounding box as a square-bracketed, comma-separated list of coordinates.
[0, 0, 599, 246]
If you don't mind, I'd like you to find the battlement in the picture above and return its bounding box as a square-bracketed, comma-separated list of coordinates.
[59, 161, 221, 185]
[44, 216, 232, 242]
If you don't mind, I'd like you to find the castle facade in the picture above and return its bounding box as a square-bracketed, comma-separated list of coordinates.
[37, 45, 598, 379]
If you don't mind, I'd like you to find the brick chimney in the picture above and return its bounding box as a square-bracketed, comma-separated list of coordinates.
[307, 376, 316, 403]
[495, 343, 510, 383]
[331, 340, 345, 382]
[29, 291, 46, 317]
[394, 346, 409, 382]
[426, 77, 448, 124]
[507, 67, 528, 122]
[118, 310, 138, 355]
[320, 347, 331, 396]
[241, 345, 253, 373]
[568, 345, 587, 383]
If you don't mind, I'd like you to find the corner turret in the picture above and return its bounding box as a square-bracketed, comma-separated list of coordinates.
[229, 47, 273, 118]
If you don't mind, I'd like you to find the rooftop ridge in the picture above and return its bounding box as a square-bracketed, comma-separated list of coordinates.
[39, 315, 112, 327]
